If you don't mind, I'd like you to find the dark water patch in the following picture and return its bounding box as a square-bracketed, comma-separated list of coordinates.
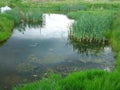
[0, 14, 115, 90]
[0, 40, 7, 47]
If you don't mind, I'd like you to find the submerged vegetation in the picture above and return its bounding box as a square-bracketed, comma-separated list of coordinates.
[0, 0, 120, 90]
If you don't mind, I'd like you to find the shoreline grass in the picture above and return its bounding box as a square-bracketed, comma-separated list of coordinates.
[0, 8, 43, 42]
[68, 11, 114, 43]
[110, 12, 120, 71]
[0, 15, 14, 42]
[13, 70, 120, 90]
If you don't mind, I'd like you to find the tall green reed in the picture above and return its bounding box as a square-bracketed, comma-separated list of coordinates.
[69, 11, 114, 43]
[4, 8, 43, 26]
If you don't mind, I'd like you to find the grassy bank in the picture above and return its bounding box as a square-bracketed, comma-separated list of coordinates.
[0, 14, 14, 42]
[21, 0, 120, 14]
[110, 12, 120, 71]
[0, 8, 43, 42]
[13, 70, 120, 90]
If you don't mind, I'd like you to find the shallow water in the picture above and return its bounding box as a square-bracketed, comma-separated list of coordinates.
[0, 14, 114, 90]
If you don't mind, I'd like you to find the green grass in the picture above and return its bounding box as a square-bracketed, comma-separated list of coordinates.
[13, 74, 62, 90]
[0, 8, 43, 42]
[17, 0, 120, 12]
[61, 70, 120, 90]
[1, 0, 120, 90]
[12, 4, 120, 90]
[0, 14, 14, 42]
[4, 8, 43, 25]
[12, 12, 120, 90]
[13, 70, 120, 90]
[110, 12, 120, 71]
[3, 10, 21, 25]
[22, 8, 43, 24]
[0, 0, 21, 7]
[67, 10, 116, 19]
[69, 11, 114, 43]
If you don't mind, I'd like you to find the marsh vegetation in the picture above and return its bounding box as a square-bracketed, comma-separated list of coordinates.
[0, 0, 120, 90]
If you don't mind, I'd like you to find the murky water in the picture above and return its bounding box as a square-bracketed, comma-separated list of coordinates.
[0, 14, 114, 90]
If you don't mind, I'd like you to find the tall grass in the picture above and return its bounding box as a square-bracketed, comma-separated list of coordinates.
[110, 12, 120, 71]
[22, 8, 43, 23]
[3, 10, 21, 25]
[0, 14, 14, 42]
[3, 8, 43, 26]
[0, 8, 43, 42]
[19, 0, 120, 12]
[62, 70, 120, 90]
[69, 11, 114, 43]
[0, 0, 21, 7]
[60, 4, 87, 12]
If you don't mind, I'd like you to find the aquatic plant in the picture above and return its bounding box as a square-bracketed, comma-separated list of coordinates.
[0, 1, 120, 90]
[4, 10, 21, 25]
[3, 8, 43, 26]
[69, 11, 114, 43]
[24, 9, 43, 24]
[0, 8, 43, 42]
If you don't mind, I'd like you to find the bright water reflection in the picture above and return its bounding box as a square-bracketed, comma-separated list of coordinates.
[0, 14, 114, 90]
[13, 14, 74, 39]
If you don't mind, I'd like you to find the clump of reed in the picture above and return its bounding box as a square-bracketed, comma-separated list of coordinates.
[0, 8, 43, 42]
[4, 8, 43, 26]
[69, 11, 114, 43]
[22, 8, 43, 24]
[4, 10, 21, 25]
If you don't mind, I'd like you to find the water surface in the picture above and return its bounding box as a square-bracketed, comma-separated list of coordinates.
[0, 14, 114, 90]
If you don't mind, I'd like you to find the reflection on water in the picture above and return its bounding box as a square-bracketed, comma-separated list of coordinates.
[13, 14, 73, 39]
[15, 20, 43, 32]
[0, 41, 7, 47]
[0, 14, 114, 90]
[68, 36, 109, 54]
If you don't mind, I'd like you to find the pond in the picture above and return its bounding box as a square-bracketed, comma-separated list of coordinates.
[0, 14, 115, 90]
